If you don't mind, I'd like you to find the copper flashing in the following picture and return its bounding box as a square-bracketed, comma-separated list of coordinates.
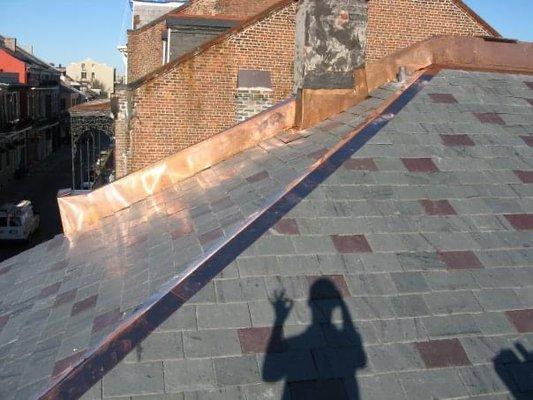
[58, 98, 296, 236]
[297, 36, 533, 128]
[40, 69, 434, 400]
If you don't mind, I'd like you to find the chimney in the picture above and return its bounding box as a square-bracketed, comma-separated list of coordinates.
[294, 0, 368, 127]
[4, 37, 17, 52]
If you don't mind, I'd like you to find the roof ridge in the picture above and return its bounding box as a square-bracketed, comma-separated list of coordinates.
[37, 69, 433, 400]
[128, 0, 295, 89]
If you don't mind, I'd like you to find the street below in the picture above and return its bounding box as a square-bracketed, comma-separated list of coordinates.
[0, 145, 71, 262]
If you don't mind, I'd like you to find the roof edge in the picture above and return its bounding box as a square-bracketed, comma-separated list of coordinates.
[128, 0, 295, 90]
[453, 0, 501, 38]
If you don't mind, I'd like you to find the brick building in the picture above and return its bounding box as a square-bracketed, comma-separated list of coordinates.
[116, 0, 498, 177]
[0, 35, 85, 190]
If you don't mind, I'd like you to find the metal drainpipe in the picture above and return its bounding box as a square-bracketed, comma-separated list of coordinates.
[167, 28, 171, 63]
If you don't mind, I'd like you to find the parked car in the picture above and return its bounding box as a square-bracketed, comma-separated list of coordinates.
[0, 200, 40, 242]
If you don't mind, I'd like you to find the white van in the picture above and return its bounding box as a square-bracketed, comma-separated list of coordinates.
[0, 201, 40, 242]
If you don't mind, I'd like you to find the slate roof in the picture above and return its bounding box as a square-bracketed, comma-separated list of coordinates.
[2, 68, 533, 399]
[90, 68, 533, 399]
[0, 70, 395, 399]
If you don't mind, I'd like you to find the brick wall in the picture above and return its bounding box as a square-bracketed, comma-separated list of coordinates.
[127, 19, 166, 82]
[121, 0, 496, 175]
[366, 0, 493, 60]
[125, 1, 296, 173]
[182, 0, 283, 18]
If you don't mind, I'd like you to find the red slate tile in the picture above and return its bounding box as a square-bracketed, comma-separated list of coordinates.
[277, 131, 303, 144]
[246, 171, 269, 183]
[273, 218, 300, 235]
[71, 294, 98, 316]
[506, 309, 533, 333]
[52, 351, 85, 377]
[525, 82, 533, 90]
[474, 112, 505, 125]
[124, 234, 147, 248]
[526, 99, 533, 106]
[343, 158, 378, 171]
[92, 308, 122, 334]
[166, 201, 186, 215]
[171, 220, 193, 239]
[199, 227, 223, 245]
[0, 314, 10, 331]
[331, 235, 372, 253]
[238, 327, 285, 353]
[308, 148, 328, 160]
[520, 135, 533, 147]
[440, 134, 475, 146]
[38, 282, 61, 299]
[54, 289, 78, 307]
[429, 93, 458, 104]
[515, 170, 533, 183]
[505, 214, 533, 230]
[402, 158, 439, 173]
[438, 251, 483, 270]
[420, 199, 456, 216]
[416, 339, 471, 368]
[306, 275, 350, 299]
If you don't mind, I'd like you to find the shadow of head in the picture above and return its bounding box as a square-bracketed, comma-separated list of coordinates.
[309, 277, 345, 318]
[263, 277, 367, 400]
[493, 342, 533, 399]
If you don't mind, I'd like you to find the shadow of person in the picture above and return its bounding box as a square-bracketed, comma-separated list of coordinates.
[493, 342, 533, 399]
[262, 278, 367, 399]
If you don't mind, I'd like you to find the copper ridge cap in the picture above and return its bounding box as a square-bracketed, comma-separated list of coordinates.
[128, 0, 296, 90]
[38, 68, 432, 400]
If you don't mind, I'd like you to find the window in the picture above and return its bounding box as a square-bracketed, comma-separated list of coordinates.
[0, 217, 7, 227]
[81, 72, 87, 79]
[81, 63, 86, 70]
[91, 72, 95, 80]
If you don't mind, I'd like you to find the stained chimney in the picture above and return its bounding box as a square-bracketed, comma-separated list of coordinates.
[4, 37, 17, 52]
[294, 0, 368, 127]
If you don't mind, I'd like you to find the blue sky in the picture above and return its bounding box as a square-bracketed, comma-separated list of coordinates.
[0, 0, 531, 74]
